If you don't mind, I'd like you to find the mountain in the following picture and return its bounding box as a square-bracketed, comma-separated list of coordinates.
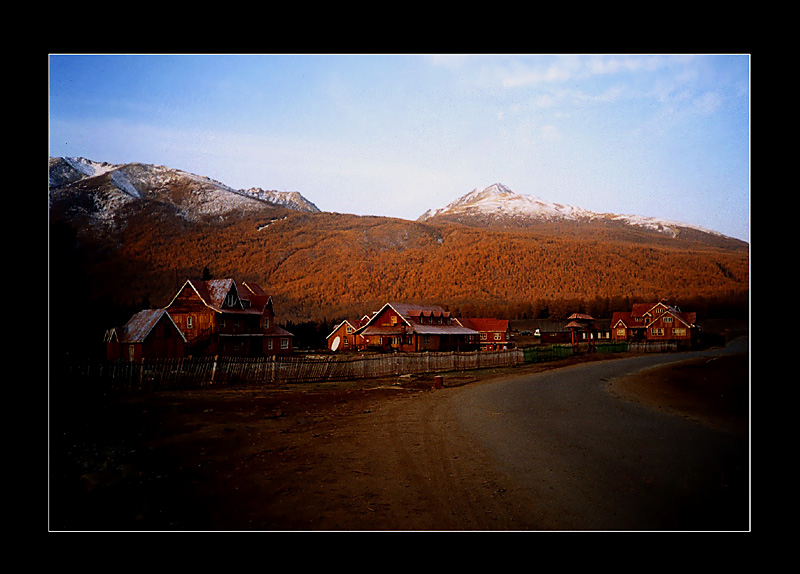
[48, 159, 749, 356]
[48, 157, 320, 229]
[419, 183, 742, 249]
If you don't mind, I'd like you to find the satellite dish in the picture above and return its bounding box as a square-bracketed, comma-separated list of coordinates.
[331, 336, 340, 351]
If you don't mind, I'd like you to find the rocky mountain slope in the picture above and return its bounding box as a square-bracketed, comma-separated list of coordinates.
[48, 157, 320, 229]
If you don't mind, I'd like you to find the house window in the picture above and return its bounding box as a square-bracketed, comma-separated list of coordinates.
[187, 316, 194, 329]
[480, 333, 487, 340]
[651, 328, 664, 336]
[616, 328, 626, 337]
[346, 325, 352, 334]
[494, 333, 501, 340]
[663, 316, 673, 323]
[673, 328, 686, 337]
[281, 338, 289, 349]
[268, 339, 273, 350]
[264, 317, 270, 329]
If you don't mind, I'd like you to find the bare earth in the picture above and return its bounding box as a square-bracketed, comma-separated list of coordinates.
[49, 351, 749, 531]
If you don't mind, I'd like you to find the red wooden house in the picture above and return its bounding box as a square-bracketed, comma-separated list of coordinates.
[354, 302, 478, 352]
[164, 278, 293, 356]
[611, 300, 696, 344]
[326, 318, 367, 352]
[455, 318, 510, 350]
[105, 309, 187, 361]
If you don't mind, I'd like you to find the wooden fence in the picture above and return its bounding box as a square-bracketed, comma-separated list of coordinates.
[54, 341, 672, 393]
[56, 348, 526, 393]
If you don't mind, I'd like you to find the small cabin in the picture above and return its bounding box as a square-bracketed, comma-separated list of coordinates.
[327, 318, 366, 352]
[105, 309, 186, 361]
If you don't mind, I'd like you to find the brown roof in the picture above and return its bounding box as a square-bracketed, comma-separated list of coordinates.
[172, 278, 273, 315]
[613, 304, 696, 328]
[567, 313, 595, 321]
[356, 302, 477, 336]
[116, 309, 186, 343]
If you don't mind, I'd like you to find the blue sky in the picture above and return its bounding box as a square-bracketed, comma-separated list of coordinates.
[49, 54, 750, 241]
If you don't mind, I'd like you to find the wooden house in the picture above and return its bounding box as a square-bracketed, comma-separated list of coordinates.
[326, 318, 366, 352]
[354, 302, 479, 352]
[456, 318, 510, 350]
[611, 300, 696, 343]
[105, 309, 186, 361]
[524, 319, 573, 344]
[164, 278, 293, 356]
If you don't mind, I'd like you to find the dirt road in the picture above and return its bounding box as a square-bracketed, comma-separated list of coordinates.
[49, 344, 749, 531]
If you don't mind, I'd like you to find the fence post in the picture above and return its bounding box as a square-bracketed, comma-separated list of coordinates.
[211, 355, 218, 384]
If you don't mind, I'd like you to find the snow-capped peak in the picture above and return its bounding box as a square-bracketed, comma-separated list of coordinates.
[419, 183, 592, 222]
[418, 183, 726, 239]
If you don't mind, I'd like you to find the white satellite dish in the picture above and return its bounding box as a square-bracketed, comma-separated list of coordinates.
[331, 336, 340, 351]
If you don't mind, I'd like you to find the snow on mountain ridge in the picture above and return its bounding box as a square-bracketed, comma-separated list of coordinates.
[419, 183, 593, 222]
[419, 183, 725, 239]
[48, 157, 321, 221]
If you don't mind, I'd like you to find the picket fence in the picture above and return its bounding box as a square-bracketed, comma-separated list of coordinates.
[60, 348, 526, 392]
[56, 341, 671, 393]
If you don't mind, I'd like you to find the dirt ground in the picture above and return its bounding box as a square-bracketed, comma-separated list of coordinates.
[49, 351, 749, 531]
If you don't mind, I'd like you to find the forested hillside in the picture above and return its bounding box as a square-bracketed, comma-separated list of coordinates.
[50, 203, 749, 358]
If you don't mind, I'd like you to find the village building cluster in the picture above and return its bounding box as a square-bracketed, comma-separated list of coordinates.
[325, 303, 510, 353]
[105, 277, 697, 361]
[105, 278, 293, 361]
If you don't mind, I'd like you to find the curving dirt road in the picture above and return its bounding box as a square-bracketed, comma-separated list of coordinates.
[49, 340, 749, 531]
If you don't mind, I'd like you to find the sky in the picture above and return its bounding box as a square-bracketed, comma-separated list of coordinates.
[48, 54, 750, 241]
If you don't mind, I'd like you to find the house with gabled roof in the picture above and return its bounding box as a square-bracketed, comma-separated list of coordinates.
[455, 318, 510, 350]
[164, 278, 293, 356]
[105, 308, 187, 361]
[611, 299, 696, 344]
[353, 302, 479, 352]
[327, 318, 367, 352]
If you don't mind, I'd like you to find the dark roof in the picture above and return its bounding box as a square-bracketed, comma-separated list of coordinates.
[169, 278, 273, 315]
[356, 302, 478, 336]
[115, 309, 186, 343]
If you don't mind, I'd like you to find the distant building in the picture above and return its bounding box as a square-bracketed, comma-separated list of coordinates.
[456, 318, 510, 350]
[354, 302, 478, 352]
[611, 300, 696, 343]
